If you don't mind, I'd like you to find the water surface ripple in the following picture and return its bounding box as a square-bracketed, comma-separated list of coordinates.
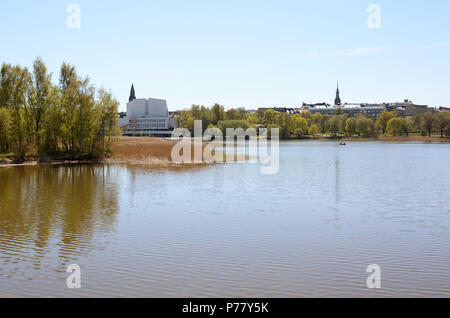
[1, 141, 450, 297]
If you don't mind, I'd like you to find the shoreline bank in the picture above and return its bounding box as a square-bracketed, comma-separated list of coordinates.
[2, 136, 449, 168]
[324, 136, 450, 142]
[0, 137, 209, 168]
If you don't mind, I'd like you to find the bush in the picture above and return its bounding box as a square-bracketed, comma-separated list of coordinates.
[294, 128, 304, 139]
[217, 120, 250, 135]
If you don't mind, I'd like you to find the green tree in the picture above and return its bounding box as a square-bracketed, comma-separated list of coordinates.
[321, 114, 330, 134]
[178, 110, 194, 135]
[311, 113, 323, 132]
[245, 112, 259, 125]
[191, 105, 214, 132]
[300, 111, 312, 124]
[74, 77, 96, 157]
[386, 117, 404, 136]
[274, 113, 291, 139]
[0, 59, 120, 161]
[218, 120, 250, 135]
[29, 57, 52, 151]
[227, 108, 245, 120]
[308, 124, 320, 138]
[59, 62, 79, 153]
[9, 66, 32, 161]
[0, 107, 11, 152]
[344, 118, 357, 136]
[90, 89, 120, 157]
[445, 124, 450, 137]
[0, 64, 14, 108]
[434, 112, 450, 137]
[411, 114, 422, 135]
[402, 118, 414, 136]
[375, 111, 395, 134]
[328, 115, 341, 137]
[41, 85, 62, 153]
[356, 115, 375, 137]
[288, 115, 308, 138]
[421, 112, 435, 137]
[264, 109, 279, 125]
[212, 103, 225, 125]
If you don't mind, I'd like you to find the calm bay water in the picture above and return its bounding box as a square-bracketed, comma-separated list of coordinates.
[1, 141, 450, 297]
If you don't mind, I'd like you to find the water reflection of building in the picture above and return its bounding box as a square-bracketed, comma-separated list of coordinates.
[119, 85, 177, 137]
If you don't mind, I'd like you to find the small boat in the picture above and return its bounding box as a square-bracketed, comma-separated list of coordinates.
[339, 142, 347, 146]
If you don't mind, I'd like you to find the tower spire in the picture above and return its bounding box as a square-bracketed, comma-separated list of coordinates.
[129, 84, 136, 102]
[334, 81, 341, 106]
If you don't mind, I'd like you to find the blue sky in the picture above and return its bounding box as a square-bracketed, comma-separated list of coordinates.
[1, 0, 450, 111]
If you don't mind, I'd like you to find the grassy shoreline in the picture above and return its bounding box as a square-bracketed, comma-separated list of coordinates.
[1, 135, 449, 167]
[0, 137, 209, 167]
[314, 135, 450, 142]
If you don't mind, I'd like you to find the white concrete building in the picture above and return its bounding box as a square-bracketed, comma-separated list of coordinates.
[119, 85, 176, 136]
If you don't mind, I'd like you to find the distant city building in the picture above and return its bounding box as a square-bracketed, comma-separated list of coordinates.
[300, 86, 432, 119]
[382, 100, 430, 117]
[257, 107, 299, 114]
[302, 104, 388, 119]
[358, 101, 431, 117]
[242, 85, 443, 119]
[258, 107, 289, 113]
[119, 85, 177, 136]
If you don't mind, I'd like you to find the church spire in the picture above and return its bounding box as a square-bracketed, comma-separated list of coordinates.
[129, 84, 136, 102]
[334, 81, 341, 106]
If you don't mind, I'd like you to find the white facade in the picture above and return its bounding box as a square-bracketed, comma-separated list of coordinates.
[119, 98, 176, 136]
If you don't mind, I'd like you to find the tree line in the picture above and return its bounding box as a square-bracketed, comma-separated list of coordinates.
[0, 58, 120, 162]
[176, 105, 450, 139]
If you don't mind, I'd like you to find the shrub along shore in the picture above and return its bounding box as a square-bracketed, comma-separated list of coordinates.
[0, 137, 208, 167]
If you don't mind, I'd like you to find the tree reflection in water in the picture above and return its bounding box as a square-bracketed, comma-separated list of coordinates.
[0, 165, 119, 275]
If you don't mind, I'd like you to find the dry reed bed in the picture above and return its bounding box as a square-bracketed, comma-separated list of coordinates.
[109, 137, 210, 166]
